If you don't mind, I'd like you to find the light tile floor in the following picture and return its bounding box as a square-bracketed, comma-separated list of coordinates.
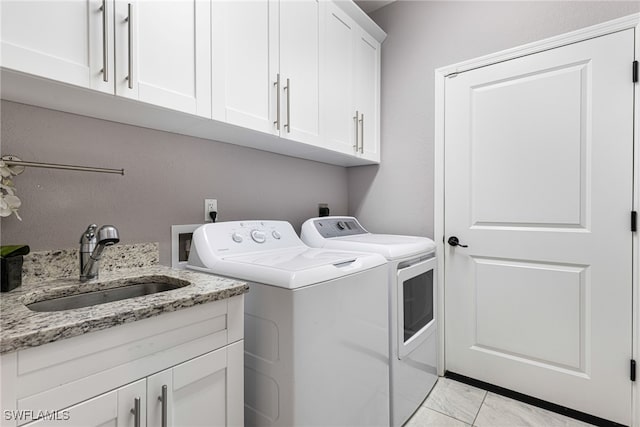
[405, 378, 595, 427]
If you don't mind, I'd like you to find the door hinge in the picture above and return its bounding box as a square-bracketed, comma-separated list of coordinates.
[634, 61, 638, 83]
[632, 211, 637, 232]
[631, 359, 636, 381]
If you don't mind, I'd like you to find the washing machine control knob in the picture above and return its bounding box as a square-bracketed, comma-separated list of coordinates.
[272, 230, 281, 240]
[251, 230, 267, 243]
[336, 221, 346, 230]
[232, 233, 243, 243]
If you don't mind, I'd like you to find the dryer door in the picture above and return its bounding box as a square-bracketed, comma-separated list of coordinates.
[397, 256, 437, 359]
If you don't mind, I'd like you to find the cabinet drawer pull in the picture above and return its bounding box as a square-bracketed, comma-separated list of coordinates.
[274, 73, 280, 130]
[158, 384, 168, 427]
[284, 78, 291, 133]
[126, 3, 133, 89]
[100, 0, 108, 82]
[130, 397, 141, 427]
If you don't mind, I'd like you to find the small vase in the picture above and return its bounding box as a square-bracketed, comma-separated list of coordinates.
[1, 255, 23, 292]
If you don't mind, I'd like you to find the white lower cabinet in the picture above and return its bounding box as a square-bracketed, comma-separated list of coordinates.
[1, 296, 244, 427]
[147, 344, 243, 427]
[24, 380, 145, 427]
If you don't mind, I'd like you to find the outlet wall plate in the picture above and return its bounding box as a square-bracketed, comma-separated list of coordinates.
[204, 199, 218, 222]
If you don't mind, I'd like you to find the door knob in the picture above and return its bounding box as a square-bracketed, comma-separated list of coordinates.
[448, 236, 468, 248]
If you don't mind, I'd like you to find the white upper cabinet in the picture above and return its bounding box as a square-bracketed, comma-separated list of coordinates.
[211, 1, 276, 134]
[115, 0, 211, 117]
[0, 0, 384, 166]
[320, 1, 381, 162]
[354, 28, 381, 162]
[277, 0, 321, 146]
[320, 2, 356, 154]
[212, 0, 321, 146]
[0, 0, 114, 93]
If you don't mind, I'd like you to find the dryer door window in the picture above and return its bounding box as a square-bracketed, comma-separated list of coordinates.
[397, 256, 437, 359]
[403, 269, 434, 342]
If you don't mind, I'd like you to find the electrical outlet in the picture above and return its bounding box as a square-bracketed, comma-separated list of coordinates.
[204, 199, 218, 222]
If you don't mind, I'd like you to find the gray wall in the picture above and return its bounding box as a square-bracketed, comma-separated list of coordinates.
[0, 101, 348, 265]
[348, 1, 640, 238]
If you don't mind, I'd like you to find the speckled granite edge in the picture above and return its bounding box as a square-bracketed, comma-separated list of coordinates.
[0, 266, 248, 354]
[22, 243, 159, 285]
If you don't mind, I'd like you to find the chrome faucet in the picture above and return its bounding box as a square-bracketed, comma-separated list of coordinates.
[79, 224, 120, 281]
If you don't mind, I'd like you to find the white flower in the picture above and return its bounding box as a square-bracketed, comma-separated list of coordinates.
[0, 193, 21, 220]
[0, 182, 15, 195]
[0, 160, 23, 178]
[0, 159, 23, 220]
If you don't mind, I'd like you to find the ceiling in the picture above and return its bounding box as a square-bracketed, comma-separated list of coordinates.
[354, 0, 396, 14]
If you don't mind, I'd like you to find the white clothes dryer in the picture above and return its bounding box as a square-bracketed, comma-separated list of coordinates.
[301, 216, 438, 427]
[188, 220, 390, 427]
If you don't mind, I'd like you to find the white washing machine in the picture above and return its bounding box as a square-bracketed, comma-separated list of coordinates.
[187, 220, 390, 427]
[301, 216, 438, 427]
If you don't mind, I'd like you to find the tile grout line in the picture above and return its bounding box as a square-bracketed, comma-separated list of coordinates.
[427, 406, 475, 425]
[471, 391, 489, 426]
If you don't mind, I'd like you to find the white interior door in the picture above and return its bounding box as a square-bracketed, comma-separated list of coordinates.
[444, 29, 634, 425]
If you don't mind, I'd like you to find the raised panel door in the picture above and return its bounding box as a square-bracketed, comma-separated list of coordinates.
[0, 0, 113, 93]
[444, 29, 634, 424]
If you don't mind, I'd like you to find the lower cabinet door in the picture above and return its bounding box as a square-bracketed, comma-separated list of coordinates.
[147, 342, 244, 427]
[24, 379, 145, 427]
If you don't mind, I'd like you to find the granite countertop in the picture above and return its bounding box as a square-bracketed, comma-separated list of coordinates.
[0, 265, 249, 354]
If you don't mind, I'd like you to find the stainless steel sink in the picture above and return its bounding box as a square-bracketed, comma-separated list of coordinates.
[26, 280, 186, 312]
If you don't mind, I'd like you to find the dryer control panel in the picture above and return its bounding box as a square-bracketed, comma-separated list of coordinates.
[308, 216, 368, 238]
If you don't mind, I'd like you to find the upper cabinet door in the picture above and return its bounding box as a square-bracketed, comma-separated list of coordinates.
[115, 0, 211, 118]
[0, 0, 114, 93]
[278, 0, 321, 146]
[354, 29, 381, 162]
[211, 0, 278, 135]
[320, 2, 356, 155]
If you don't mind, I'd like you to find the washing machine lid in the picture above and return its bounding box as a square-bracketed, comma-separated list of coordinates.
[301, 216, 436, 261]
[187, 221, 386, 289]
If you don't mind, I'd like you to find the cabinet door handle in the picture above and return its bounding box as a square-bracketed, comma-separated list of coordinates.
[353, 110, 359, 151]
[100, 0, 108, 82]
[158, 385, 168, 427]
[274, 73, 280, 131]
[130, 397, 141, 427]
[126, 3, 133, 89]
[359, 113, 364, 153]
[284, 78, 291, 133]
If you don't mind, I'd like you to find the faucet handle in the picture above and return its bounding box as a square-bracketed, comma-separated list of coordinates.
[80, 224, 98, 244]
